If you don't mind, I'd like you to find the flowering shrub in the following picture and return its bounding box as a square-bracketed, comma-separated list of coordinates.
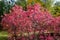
[1, 3, 60, 40]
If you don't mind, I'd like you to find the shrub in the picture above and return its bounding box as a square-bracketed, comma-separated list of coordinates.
[1, 3, 60, 40]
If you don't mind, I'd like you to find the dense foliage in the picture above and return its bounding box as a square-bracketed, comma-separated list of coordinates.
[1, 3, 60, 40]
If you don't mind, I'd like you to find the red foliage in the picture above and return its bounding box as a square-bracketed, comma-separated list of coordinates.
[1, 3, 60, 40]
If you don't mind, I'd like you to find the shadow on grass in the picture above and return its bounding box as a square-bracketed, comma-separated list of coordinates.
[0, 37, 8, 40]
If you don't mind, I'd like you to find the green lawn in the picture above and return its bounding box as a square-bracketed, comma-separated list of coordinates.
[0, 31, 8, 40]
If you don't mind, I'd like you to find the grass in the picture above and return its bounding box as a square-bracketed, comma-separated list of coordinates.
[0, 31, 8, 40]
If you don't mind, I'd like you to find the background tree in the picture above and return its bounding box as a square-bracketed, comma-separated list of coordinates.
[51, 1, 60, 17]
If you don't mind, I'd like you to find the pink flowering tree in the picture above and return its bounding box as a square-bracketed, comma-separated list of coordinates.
[1, 3, 60, 40]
